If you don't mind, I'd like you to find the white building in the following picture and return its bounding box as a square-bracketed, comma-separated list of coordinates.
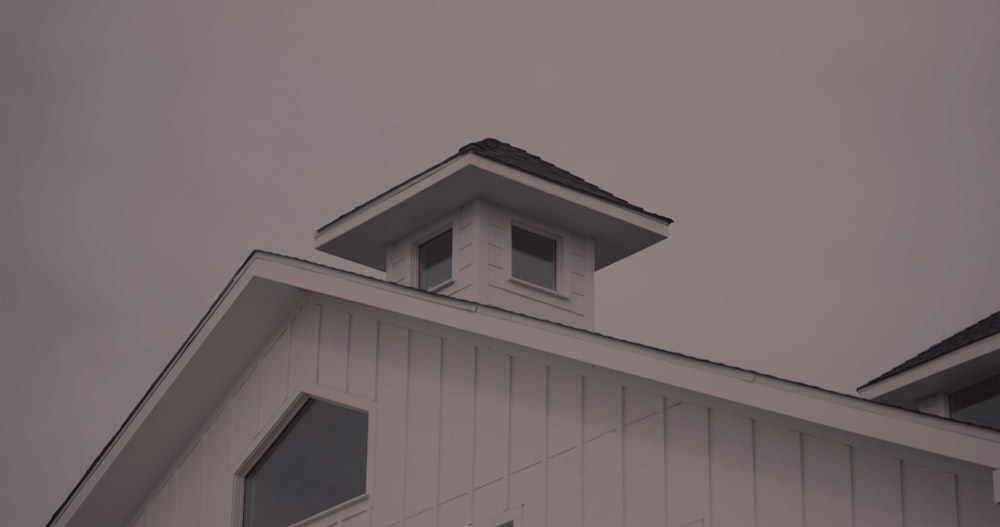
[49, 139, 1000, 527]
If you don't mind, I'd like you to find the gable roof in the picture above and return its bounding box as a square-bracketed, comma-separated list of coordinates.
[859, 308, 1000, 390]
[50, 251, 1000, 527]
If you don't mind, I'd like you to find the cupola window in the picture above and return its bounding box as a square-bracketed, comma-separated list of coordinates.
[512, 226, 557, 290]
[418, 229, 453, 290]
[949, 374, 1000, 428]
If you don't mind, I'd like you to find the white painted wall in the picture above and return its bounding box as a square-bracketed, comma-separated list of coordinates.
[128, 294, 1000, 527]
[385, 199, 596, 329]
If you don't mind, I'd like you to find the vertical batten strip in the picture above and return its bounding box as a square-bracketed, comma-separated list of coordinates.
[318, 306, 349, 392]
[620, 385, 627, 527]
[753, 421, 802, 526]
[404, 332, 441, 519]
[472, 347, 510, 521]
[902, 461, 959, 527]
[201, 404, 232, 527]
[800, 432, 807, 527]
[665, 402, 710, 527]
[706, 407, 713, 527]
[434, 337, 445, 525]
[956, 473, 1000, 526]
[709, 410, 755, 527]
[258, 328, 290, 429]
[663, 396, 669, 527]
[468, 346, 479, 525]
[371, 322, 409, 527]
[623, 394, 665, 526]
[174, 438, 204, 527]
[229, 366, 260, 469]
[850, 448, 903, 527]
[802, 435, 853, 527]
[509, 357, 546, 472]
[289, 303, 321, 388]
[347, 314, 377, 400]
[750, 419, 758, 527]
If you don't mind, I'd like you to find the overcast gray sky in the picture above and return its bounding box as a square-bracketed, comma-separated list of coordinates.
[2, 1, 999, 525]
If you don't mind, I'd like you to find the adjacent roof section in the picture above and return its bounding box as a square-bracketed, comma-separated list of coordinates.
[860, 309, 1000, 391]
[315, 138, 673, 271]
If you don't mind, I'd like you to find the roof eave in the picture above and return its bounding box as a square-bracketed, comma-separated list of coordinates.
[315, 154, 672, 271]
[858, 332, 1000, 402]
[48, 254, 306, 527]
[255, 255, 1000, 468]
[53, 253, 1000, 526]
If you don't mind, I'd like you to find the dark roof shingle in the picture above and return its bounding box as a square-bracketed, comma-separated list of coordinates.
[317, 138, 673, 236]
[459, 138, 673, 225]
[859, 308, 1000, 390]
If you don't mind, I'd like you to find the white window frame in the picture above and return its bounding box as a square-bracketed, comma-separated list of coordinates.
[233, 383, 376, 527]
[506, 216, 569, 300]
[409, 214, 458, 293]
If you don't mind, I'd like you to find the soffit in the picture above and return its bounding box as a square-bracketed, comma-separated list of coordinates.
[316, 139, 672, 271]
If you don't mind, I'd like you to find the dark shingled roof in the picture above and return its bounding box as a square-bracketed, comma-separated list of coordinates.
[459, 138, 673, 224]
[317, 138, 673, 235]
[859, 308, 1000, 390]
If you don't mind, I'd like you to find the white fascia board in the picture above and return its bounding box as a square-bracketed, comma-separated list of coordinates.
[50, 256, 303, 527]
[255, 255, 1000, 470]
[859, 332, 1000, 399]
[49, 265, 247, 527]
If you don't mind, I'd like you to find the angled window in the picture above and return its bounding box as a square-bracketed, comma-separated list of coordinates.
[949, 374, 1000, 429]
[243, 398, 368, 527]
[419, 229, 452, 290]
[511, 226, 557, 290]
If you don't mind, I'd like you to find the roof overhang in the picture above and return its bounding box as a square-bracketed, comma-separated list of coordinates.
[315, 152, 672, 271]
[51, 253, 1000, 526]
[859, 332, 1000, 404]
[49, 257, 307, 527]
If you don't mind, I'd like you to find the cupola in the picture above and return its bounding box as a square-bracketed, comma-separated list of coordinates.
[315, 138, 673, 329]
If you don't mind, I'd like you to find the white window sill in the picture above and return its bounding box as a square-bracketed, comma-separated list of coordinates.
[289, 494, 370, 527]
[507, 276, 569, 300]
[424, 278, 455, 294]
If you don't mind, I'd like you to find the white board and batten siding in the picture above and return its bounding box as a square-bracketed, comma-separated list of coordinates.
[129, 294, 1000, 527]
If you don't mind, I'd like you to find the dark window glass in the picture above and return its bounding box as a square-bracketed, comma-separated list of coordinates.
[419, 230, 452, 290]
[243, 399, 368, 527]
[949, 374, 1000, 429]
[512, 226, 556, 290]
